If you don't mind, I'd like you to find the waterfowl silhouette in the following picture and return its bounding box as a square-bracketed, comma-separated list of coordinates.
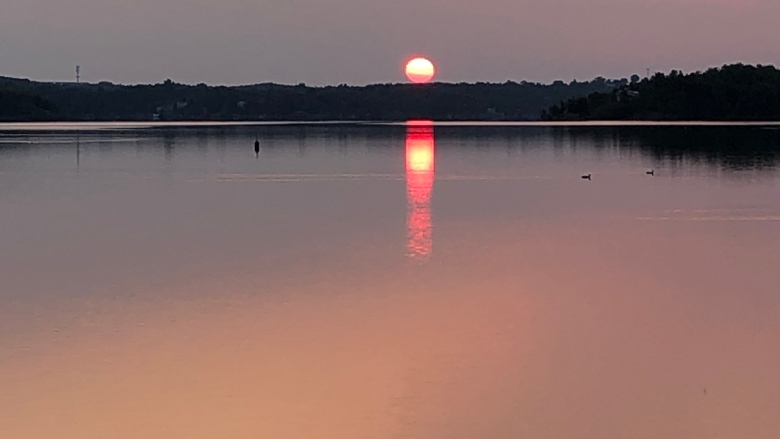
[646, 169, 655, 176]
[254, 138, 260, 156]
[581, 174, 592, 180]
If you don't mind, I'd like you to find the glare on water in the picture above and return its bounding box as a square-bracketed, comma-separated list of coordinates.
[405, 122, 435, 261]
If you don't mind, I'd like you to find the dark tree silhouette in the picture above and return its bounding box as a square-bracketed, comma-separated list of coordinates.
[543, 64, 780, 121]
[0, 76, 613, 122]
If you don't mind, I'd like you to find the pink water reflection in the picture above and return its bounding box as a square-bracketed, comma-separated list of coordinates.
[2, 125, 780, 439]
[405, 121, 435, 261]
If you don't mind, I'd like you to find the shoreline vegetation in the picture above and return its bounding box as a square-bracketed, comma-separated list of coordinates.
[1, 63, 779, 123]
[0, 76, 612, 122]
[543, 64, 780, 121]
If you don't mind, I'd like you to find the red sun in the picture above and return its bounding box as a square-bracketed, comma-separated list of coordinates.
[405, 57, 436, 84]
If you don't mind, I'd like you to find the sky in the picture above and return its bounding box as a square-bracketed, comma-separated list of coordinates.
[1, 0, 778, 85]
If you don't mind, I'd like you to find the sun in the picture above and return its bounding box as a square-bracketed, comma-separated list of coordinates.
[405, 57, 435, 84]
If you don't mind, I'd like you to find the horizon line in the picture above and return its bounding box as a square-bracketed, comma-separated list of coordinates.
[2, 61, 776, 89]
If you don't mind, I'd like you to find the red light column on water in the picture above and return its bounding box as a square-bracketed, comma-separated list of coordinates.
[405, 121, 435, 261]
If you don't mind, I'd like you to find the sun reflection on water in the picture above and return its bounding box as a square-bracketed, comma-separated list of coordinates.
[405, 121, 435, 261]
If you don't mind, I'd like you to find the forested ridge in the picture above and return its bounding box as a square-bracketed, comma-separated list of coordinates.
[543, 64, 780, 121]
[0, 76, 615, 122]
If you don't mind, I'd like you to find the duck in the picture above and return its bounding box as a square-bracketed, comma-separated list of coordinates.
[646, 169, 655, 176]
[581, 174, 592, 180]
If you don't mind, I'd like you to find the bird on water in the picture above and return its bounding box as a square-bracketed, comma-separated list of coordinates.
[254, 138, 260, 156]
[581, 174, 592, 180]
[646, 169, 655, 176]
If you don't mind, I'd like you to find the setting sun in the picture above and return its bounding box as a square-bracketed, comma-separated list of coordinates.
[405, 57, 436, 84]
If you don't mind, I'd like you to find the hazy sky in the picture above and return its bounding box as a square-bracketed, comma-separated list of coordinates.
[1, 0, 778, 85]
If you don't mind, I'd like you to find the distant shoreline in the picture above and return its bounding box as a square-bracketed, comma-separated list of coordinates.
[4, 64, 780, 123]
[0, 76, 615, 123]
[3, 120, 780, 132]
[543, 64, 780, 122]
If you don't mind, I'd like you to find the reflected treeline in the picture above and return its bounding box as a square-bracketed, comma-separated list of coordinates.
[604, 126, 780, 171]
[251, 124, 780, 171]
[2, 124, 778, 171]
[523, 125, 780, 171]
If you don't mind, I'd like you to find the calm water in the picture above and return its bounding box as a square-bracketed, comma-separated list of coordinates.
[1, 122, 779, 439]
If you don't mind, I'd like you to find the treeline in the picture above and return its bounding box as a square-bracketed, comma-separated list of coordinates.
[0, 88, 59, 120]
[0, 76, 617, 122]
[543, 64, 780, 121]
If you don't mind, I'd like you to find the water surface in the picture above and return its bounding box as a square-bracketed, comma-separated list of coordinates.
[1, 122, 779, 439]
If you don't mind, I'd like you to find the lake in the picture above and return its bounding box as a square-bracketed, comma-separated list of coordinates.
[1, 122, 779, 439]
